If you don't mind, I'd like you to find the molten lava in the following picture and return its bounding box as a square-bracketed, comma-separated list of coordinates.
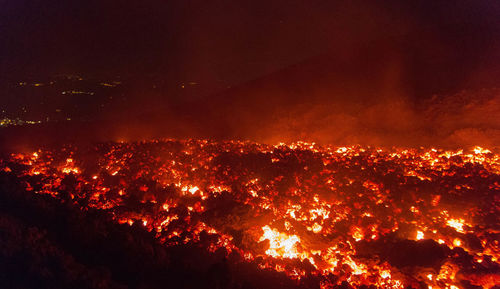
[1, 140, 499, 288]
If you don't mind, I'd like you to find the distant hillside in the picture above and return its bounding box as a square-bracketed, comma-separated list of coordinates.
[181, 29, 500, 146]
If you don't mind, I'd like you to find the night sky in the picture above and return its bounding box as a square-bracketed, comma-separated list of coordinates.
[1, 0, 500, 147]
[1, 1, 498, 84]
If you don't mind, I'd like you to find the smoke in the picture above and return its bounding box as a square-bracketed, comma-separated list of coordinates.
[241, 89, 500, 149]
[425, 90, 500, 148]
[3, 88, 499, 152]
[1, 0, 499, 151]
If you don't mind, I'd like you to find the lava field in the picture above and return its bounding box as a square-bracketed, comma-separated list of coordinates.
[1, 140, 499, 289]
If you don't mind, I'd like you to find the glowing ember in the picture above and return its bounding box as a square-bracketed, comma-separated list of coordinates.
[1, 140, 499, 289]
[259, 225, 304, 259]
[446, 219, 465, 233]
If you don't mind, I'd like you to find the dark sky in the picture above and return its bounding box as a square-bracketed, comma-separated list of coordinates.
[1, 0, 500, 148]
[1, 0, 498, 86]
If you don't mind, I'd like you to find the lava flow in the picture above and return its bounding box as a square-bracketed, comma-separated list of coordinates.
[1, 140, 499, 289]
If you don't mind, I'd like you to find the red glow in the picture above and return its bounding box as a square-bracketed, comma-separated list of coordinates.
[2, 140, 500, 288]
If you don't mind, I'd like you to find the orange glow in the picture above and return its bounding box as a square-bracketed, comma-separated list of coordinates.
[446, 219, 465, 233]
[2, 140, 499, 289]
[259, 226, 304, 259]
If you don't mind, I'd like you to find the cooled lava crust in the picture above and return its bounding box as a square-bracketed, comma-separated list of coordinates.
[1, 140, 499, 289]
